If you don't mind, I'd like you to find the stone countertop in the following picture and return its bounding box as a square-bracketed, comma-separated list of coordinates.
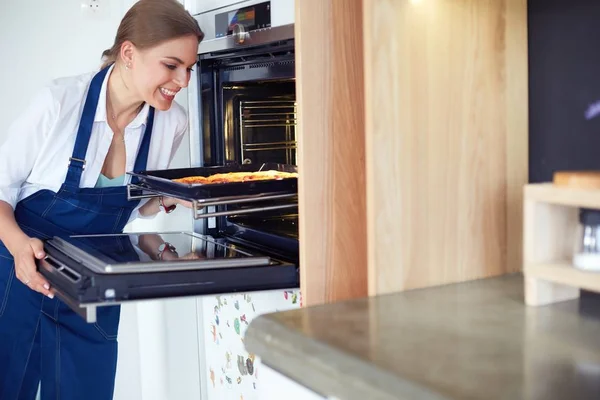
[245, 274, 600, 400]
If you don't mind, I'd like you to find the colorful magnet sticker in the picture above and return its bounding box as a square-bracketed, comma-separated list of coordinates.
[237, 355, 248, 375]
[246, 358, 254, 375]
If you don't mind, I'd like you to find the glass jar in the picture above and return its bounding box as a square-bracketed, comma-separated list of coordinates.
[573, 208, 600, 272]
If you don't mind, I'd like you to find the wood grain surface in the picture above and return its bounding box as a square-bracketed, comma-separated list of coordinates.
[363, 0, 528, 295]
[295, 0, 368, 306]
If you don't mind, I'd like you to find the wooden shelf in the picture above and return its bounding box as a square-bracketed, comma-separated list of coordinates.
[525, 262, 600, 292]
[524, 183, 600, 306]
[525, 183, 600, 209]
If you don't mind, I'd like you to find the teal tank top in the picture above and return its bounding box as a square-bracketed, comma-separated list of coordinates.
[95, 174, 126, 188]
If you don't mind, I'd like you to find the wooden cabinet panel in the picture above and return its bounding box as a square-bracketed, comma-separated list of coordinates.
[295, 0, 527, 301]
[363, 0, 528, 294]
[295, 0, 368, 306]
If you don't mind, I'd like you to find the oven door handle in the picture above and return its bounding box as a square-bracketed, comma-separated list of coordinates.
[198, 24, 294, 55]
[39, 254, 82, 284]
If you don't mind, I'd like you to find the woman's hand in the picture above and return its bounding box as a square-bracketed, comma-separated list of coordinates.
[0, 201, 53, 298]
[177, 251, 205, 261]
[160, 250, 204, 261]
[12, 237, 53, 298]
[137, 196, 192, 217]
[163, 196, 192, 209]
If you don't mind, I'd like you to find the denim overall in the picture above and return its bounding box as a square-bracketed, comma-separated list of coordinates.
[0, 65, 155, 400]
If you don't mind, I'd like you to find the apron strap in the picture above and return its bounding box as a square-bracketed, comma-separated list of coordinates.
[131, 107, 155, 184]
[64, 66, 110, 188]
[63, 64, 156, 189]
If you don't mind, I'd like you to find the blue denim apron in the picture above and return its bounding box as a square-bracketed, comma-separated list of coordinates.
[0, 65, 155, 400]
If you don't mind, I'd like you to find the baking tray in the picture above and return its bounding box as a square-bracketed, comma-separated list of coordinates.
[128, 163, 298, 200]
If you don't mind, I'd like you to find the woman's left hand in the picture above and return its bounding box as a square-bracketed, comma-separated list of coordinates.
[166, 197, 192, 209]
[138, 195, 193, 217]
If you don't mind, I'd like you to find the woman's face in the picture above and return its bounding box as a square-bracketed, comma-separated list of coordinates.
[130, 35, 199, 111]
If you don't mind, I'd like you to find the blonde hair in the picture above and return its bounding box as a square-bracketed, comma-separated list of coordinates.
[101, 0, 204, 69]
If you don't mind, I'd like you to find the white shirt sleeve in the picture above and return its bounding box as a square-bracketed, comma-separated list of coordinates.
[0, 87, 59, 209]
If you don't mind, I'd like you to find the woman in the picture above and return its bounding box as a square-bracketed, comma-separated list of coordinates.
[0, 0, 203, 398]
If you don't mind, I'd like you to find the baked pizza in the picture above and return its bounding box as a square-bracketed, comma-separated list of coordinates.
[172, 170, 298, 185]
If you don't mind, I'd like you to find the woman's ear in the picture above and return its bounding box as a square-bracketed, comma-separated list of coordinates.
[119, 40, 136, 69]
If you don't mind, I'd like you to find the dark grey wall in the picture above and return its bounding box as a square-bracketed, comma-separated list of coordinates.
[528, 0, 600, 183]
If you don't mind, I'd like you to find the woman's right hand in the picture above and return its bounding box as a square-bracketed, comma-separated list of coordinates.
[0, 201, 53, 298]
[12, 237, 53, 298]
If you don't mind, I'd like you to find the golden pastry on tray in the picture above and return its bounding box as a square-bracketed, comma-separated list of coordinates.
[172, 170, 298, 185]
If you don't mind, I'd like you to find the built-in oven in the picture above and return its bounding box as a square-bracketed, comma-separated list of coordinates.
[190, 0, 296, 168]
[189, 0, 299, 258]
[34, 0, 300, 323]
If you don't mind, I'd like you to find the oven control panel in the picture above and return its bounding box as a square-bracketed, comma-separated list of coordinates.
[194, 0, 294, 45]
[215, 1, 271, 38]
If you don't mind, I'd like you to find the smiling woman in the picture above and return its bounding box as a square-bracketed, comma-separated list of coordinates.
[0, 0, 204, 399]
[100, 0, 202, 114]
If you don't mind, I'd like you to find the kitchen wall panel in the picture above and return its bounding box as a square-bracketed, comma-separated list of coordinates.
[363, 0, 528, 294]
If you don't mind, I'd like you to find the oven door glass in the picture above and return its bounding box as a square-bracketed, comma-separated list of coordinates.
[37, 232, 299, 323]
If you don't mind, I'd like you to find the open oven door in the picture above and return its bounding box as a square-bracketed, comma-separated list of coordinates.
[36, 231, 299, 323]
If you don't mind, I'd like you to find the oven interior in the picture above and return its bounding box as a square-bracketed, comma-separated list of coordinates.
[198, 38, 298, 261]
[224, 80, 296, 166]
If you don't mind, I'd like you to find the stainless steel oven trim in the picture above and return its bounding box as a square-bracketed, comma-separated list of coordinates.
[198, 23, 294, 55]
[188, 68, 203, 168]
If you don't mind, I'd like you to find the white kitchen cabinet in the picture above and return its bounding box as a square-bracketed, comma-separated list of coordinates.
[198, 289, 301, 399]
[259, 364, 325, 400]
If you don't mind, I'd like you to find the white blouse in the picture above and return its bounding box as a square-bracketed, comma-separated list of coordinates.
[0, 65, 188, 222]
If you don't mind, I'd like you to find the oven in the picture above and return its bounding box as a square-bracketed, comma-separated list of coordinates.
[188, 0, 296, 168]
[35, 0, 300, 324]
[189, 0, 298, 259]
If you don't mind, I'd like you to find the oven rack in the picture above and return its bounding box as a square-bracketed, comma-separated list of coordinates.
[240, 100, 296, 129]
[127, 183, 298, 219]
[240, 100, 297, 165]
[243, 140, 297, 152]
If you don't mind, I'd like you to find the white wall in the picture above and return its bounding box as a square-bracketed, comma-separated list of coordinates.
[0, 1, 197, 398]
[0, 0, 126, 142]
[0, 0, 191, 167]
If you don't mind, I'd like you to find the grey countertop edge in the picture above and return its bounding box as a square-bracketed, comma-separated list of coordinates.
[245, 315, 450, 400]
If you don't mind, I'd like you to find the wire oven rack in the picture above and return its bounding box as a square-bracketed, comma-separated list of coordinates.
[239, 100, 297, 165]
[127, 184, 297, 219]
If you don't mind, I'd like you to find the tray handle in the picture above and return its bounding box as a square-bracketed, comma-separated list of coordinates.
[127, 183, 162, 201]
